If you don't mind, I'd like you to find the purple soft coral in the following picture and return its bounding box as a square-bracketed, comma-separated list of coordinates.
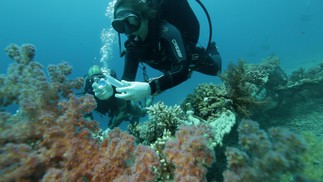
[223, 119, 308, 182]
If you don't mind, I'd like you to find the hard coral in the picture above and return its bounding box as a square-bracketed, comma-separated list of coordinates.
[181, 83, 236, 147]
[181, 83, 232, 121]
[129, 101, 187, 145]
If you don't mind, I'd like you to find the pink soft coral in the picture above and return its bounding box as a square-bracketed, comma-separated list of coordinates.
[0, 44, 160, 181]
[164, 124, 215, 181]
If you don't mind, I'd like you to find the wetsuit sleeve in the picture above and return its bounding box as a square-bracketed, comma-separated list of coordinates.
[121, 51, 140, 81]
[149, 22, 190, 95]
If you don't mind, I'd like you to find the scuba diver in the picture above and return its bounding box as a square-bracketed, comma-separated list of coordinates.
[95, 0, 222, 101]
[83, 65, 144, 129]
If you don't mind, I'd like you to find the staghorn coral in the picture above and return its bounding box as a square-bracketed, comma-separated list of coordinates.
[129, 101, 187, 145]
[223, 119, 308, 182]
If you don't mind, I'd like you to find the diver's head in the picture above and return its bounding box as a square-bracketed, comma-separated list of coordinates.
[112, 8, 143, 35]
[112, 0, 156, 40]
[88, 65, 105, 83]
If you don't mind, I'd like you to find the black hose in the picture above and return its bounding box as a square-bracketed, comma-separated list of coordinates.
[194, 0, 213, 68]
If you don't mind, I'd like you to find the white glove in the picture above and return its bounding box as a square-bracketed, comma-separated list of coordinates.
[115, 80, 151, 101]
[92, 79, 113, 100]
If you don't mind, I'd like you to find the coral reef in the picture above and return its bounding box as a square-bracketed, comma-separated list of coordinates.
[164, 124, 216, 181]
[223, 119, 308, 182]
[0, 44, 83, 115]
[220, 59, 271, 117]
[252, 60, 323, 128]
[1, 44, 318, 181]
[276, 62, 323, 105]
[0, 44, 160, 181]
[129, 102, 187, 145]
[182, 56, 288, 119]
[150, 130, 174, 181]
[181, 83, 236, 146]
[244, 55, 283, 88]
[182, 83, 232, 121]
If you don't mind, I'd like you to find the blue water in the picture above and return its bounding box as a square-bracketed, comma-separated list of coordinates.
[1, 0, 323, 107]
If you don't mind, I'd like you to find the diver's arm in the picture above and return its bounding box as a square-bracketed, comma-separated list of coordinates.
[149, 61, 189, 94]
[122, 51, 140, 81]
[149, 22, 190, 94]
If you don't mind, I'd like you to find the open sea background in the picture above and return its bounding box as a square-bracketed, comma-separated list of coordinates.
[1, 0, 322, 117]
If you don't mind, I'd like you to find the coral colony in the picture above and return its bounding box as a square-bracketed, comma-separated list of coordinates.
[1, 44, 321, 181]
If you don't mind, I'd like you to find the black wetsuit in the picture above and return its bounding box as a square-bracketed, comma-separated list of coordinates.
[83, 76, 120, 117]
[83, 74, 142, 129]
[122, 20, 221, 95]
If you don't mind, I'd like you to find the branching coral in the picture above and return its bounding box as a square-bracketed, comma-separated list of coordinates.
[181, 83, 232, 121]
[223, 119, 308, 182]
[245, 55, 282, 87]
[150, 130, 174, 181]
[180, 83, 236, 147]
[129, 101, 187, 145]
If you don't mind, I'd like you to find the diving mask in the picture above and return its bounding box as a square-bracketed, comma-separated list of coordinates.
[90, 74, 105, 84]
[112, 9, 142, 34]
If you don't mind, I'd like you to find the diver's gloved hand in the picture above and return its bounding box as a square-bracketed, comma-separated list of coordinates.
[92, 80, 113, 100]
[115, 80, 151, 101]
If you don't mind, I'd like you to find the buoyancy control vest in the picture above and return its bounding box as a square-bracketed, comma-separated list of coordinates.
[146, 0, 200, 44]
